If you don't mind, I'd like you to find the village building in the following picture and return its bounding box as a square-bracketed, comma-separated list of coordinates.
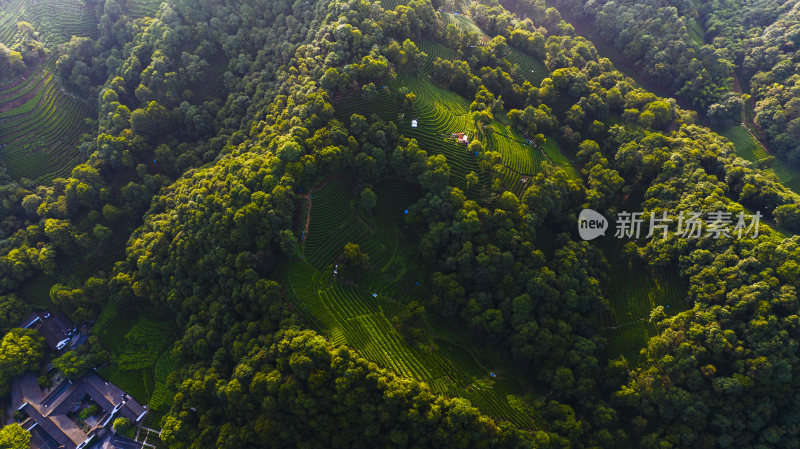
[20, 311, 77, 352]
[11, 373, 148, 449]
[452, 132, 469, 144]
[6, 312, 148, 449]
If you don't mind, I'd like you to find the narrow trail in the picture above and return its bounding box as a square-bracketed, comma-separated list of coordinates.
[732, 73, 769, 155]
[60, 85, 89, 105]
[604, 317, 647, 330]
[297, 193, 312, 235]
[297, 176, 334, 237]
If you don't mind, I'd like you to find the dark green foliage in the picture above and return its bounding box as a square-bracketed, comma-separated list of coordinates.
[161, 330, 529, 449]
[52, 350, 94, 380]
[52, 337, 109, 380]
[55, 36, 104, 96]
[112, 417, 132, 435]
[508, 0, 733, 109]
[775, 203, 800, 233]
[0, 0, 798, 447]
[0, 44, 25, 74]
[0, 295, 29, 334]
[392, 300, 425, 341]
[340, 242, 370, 279]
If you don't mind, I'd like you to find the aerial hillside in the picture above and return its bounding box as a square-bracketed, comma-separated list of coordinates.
[0, 0, 161, 182]
[0, 0, 798, 448]
[526, 0, 800, 227]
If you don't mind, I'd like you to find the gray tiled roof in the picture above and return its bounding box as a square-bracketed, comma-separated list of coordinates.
[11, 373, 147, 449]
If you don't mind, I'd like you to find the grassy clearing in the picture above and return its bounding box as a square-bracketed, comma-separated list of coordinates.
[286, 179, 543, 429]
[598, 239, 688, 366]
[720, 124, 800, 193]
[506, 47, 548, 86]
[92, 303, 178, 409]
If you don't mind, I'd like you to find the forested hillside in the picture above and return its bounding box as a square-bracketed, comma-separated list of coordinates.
[0, 0, 798, 448]
[523, 0, 800, 198]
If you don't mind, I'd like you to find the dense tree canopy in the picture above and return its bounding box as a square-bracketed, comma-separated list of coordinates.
[0, 328, 44, 396]
[0, 424, 30, 449]
[0, 0, 798, 447]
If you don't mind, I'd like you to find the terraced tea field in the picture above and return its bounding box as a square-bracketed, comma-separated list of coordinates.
[506, 47, 548, 86]
[336, 30, 575, 199]
[124, 0, 166, 18]
[721, 125, 768, 161]
[687, 18, 705, 45]
[335, 75, 484, 195]
[285, 179, 543, 429]
[92, 303, 178, 406]
[0, 0, 98, 47]
[600, 239, 687, 365]
[0, 0, 103, 181]
[442, 11, 488, 41]
[488, 121, 540, 190]
[720, 124, 800, 193]
[147, 349, 179, 415]
[0, 69, 92, 181]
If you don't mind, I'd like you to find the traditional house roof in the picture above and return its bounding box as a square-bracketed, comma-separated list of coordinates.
[11, 373, 42, 409]
[20, 404, 80, 448]
[9, 312, 146, 449]
[38, 312, 76, 351]
[18, 310, 75, 351]
[10, 373, 147, 449]
[452, 132, 469, 144]
[20, 311, 47, 330]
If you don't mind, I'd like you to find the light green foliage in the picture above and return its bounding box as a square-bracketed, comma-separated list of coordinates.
[112, 417, 131, 434]
[0, 423, 30, 449]
[0, 328, 44, 395]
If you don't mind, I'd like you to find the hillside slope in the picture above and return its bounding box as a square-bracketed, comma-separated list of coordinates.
[0, 0, 799, 448]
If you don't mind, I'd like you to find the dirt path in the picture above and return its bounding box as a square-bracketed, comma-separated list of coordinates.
[604, 317, 646, 330]
[297, 193, 312, 235]
[297, 176, 334, 237]
[732, 73, 770, 153]
[59, 85, 89, 104]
